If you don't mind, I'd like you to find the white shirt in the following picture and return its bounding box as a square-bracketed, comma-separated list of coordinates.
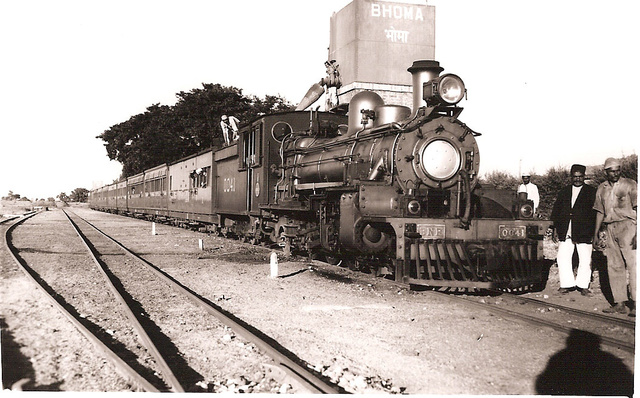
[517, 182, 540, 212]
[567, 185, 583, 237]
[571, 185, 583, 207]
[220, 116, 240, 142]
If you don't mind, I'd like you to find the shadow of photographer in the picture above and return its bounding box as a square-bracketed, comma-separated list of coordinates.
[535, 329, 633, 397]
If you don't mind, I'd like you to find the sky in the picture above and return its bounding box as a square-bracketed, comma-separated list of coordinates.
[1, 0, 638, 200]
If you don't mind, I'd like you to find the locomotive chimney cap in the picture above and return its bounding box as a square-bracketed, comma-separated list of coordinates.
[407, 60, 444, 74]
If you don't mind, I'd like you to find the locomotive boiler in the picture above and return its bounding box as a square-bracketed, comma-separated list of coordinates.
[264, 60, 549, 290]
[91, 59, 550, 291]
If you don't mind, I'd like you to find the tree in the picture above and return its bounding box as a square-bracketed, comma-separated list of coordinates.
[98, 104, 185, 177]
[2, 191, 21, 200]
[535, 166, 570, 219]
[479, 170, 519, 190]
[173, 84, 251, 150]
[70, 188, 89, 203]
[590, 154, 637, 185]
[57, 192, 70, 203]
[97, 84, 293, 178]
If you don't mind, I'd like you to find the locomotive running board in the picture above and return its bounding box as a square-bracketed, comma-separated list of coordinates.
[400, 239, 544, 291]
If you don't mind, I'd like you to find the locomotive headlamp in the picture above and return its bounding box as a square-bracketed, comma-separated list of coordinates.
[519, 203, 534, 218]
[420, 139, 461, 180]
[423, 74, 466, 106]
[407, 200, 421, 215]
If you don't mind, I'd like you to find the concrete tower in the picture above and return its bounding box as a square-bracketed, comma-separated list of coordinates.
[328, 0, 436, 108]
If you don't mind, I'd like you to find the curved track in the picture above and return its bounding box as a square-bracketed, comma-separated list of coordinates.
[97, 208, 637, 357]
[63, 210, 184, 392]
[5, 210, 341, 393]
[4, 212, 159, 391]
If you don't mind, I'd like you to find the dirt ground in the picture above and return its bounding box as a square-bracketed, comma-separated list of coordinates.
[1, 205, 636, 394]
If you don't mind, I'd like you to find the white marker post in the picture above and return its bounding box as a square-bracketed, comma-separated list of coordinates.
[270, 252, 278, 278]
[151, 222, 156, 235]
[199, 239, 204, 251]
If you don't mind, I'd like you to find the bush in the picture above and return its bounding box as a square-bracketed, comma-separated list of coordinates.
[479, 154, 637, 220]
[590, 154, 637, 185]
[479, 170, 520, 190]
[535, 167, 569, 219]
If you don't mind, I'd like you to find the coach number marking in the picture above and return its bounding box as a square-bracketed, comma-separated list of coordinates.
[223, 177, 236, 193]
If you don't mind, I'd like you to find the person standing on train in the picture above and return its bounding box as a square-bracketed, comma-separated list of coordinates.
[593, 157, 637, 316]
[518, 173, 540, 214]
[220, 115, 240, 145]
[550, 164, 597, 295]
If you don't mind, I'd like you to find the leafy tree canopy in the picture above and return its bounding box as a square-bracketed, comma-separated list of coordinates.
[97, 84, 293, 178]
[70, 188, 89, 203]
[2, 191, 21, 200]
[57, 192, 70, 203]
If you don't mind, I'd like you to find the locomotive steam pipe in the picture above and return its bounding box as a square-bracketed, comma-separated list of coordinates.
[458, 169, 472, 229]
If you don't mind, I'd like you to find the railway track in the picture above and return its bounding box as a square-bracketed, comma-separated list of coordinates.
[97, 208, 637, 357]
[5, 208, 633, 393]
[307, 252, 637, 356]
[434, 291, 635, 354]
[4, 210, 341, 393]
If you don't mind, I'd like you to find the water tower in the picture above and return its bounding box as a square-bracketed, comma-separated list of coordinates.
[328, 0, 436, 107]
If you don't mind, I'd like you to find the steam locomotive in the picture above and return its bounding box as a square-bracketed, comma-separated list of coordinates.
[91, 60, 550, 291]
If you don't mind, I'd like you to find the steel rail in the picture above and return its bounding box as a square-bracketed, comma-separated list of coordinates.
[62, 209, 184, 392]
[0, 215, 19, 225]
[308, 259, 635, 354]
[497, 291, 635, 329]
[69, 210, 341, 394]
[3, 214, 159, 392]
[435, 292, 635, 354]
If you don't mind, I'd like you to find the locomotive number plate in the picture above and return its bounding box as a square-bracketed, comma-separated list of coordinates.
[416, 224, 445, 240]
[498, 225, 526, 240]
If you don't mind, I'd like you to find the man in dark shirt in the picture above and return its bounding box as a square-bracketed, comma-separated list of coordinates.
[550, 164, 597, 295]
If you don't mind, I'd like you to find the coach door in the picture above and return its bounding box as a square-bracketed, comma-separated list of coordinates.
[242, 123, 262, 213]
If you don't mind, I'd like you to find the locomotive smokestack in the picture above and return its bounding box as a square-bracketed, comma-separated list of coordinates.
[407, 60, 444, 116]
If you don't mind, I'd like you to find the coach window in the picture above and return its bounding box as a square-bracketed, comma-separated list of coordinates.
[253, 125, 262, 166]
[199, 167, 209, 188]
[241, 124, 262, 169]
[190, 167, 209, 189]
